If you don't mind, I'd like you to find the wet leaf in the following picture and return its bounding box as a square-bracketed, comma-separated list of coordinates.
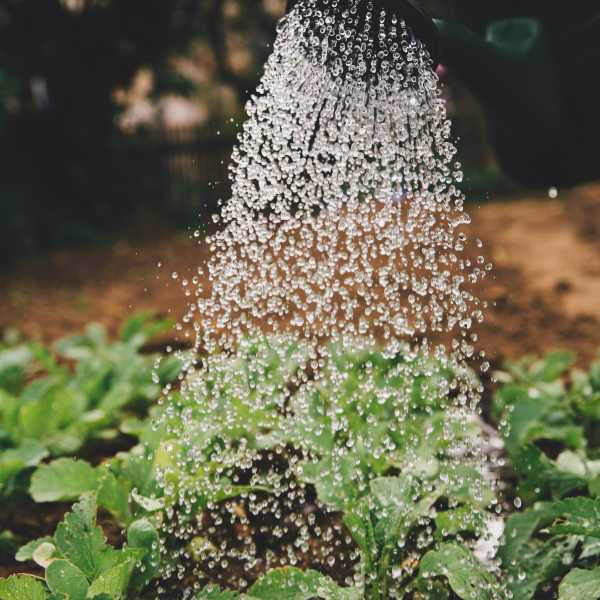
[30, 459, 100, 503]
[46, 559, 89, 600]
[420, 543, 500, 600]
[0, 575, 49, 600]
[558, 568, 600, 600]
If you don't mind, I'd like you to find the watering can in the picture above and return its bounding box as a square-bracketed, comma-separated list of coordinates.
[286, 0, 600, 187]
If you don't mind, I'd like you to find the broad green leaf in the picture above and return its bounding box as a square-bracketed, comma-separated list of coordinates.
[55, 324, 107, 360]
[499, 508, 553, 567]
[559, 568, 600, 600]
[15, 537, 53, 562]
[54, 495, 108, 581]
[342, 509, 371, 558]
[0, 575, 49, 600]
[249, 568, 360, 600]
[536, 351, 576, 382]
[442, 464, 495, 508]
[549, 497, 600, 538]
[19, 383, 81, 442]
[589, 476, 600, 498]
[370, 476, 434, 546]
[155, 355, 184, 385]
[194, 587, 243, 599]
[127, 518, 160, 589]
[435, 507, 483, 540]
[2, 439, 48, 468]
[420, 543, 499, 600]
[512, 445, 585, 501]
[46, 559, 89, 600]
[0, 440, 49, 488]
[86, 558, 135, 598]
[97, 381, 134, 412]
[505, 539, 574, 600]
[119, 312, 171, 347]
[96, 471, 131, 526]
[30, 459, 100, 502]
[0, 345, 33, 394]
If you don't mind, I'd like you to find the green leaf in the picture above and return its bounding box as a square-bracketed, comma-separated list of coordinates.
[194, 587, 243, 599]
[119, 312, 171, 346]
[86, 558, 135, 598]
[30, 459, 100, 503]
[549, 497, 600, 538]
[249, 567, 361, 600]
[0, 345, 33, 394]
[0, 575, 49, 600]
[420, 543, 499, 600]
[46, 559, 89, 600]
[96, 471, 131, 526]
[506, 539, 574, 600]
[558, 568, 600, 600]
[512, 445, 585, 501]
[499, 508, 553, 568]
[435, 507, 483, 540]
[536, 351, 576, 382]
[0, 440, 49, 488]
[589, 475, 600, 498]
[127, 518, 160, 589]
[54, 495, 108, 581]
[155, 355, 184, 385]
[55, 324, 107, 360]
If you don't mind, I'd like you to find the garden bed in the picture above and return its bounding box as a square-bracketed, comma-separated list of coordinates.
[1, 183, 600, 598]
[2, 184, 600, 364]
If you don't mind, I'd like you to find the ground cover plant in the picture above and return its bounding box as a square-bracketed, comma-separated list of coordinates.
[0, 313, 182, 503]
[1, 320, 600, 599]
[493, 352, 600, 599]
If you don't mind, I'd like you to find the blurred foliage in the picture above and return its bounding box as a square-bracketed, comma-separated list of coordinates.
[0, 0, 209, 262]
[0, 0, 509, 266]
[0, 0, 278, 264]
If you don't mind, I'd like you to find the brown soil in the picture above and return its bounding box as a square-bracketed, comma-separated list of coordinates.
[2, 183, 600, 367]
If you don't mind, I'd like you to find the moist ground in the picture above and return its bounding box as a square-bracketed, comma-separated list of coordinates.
[2, 183, 600, 366]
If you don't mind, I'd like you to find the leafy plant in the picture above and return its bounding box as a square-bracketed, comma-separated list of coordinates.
[0, 313, 182, 499]
[4, 494, 159, 600]
[264, 344, 501, 598]
[495, 350, 600, 599]
[28, 446, 161, 528]
[493, 350, 600, 503]
[500, 497, 600, 600]
[0, 335, 506, 599]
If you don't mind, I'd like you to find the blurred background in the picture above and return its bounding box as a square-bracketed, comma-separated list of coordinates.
[0, 0, 502, 264]
[1, 0, 599, 366]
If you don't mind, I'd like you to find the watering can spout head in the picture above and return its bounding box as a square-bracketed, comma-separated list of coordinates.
[286, 0, 439, 66]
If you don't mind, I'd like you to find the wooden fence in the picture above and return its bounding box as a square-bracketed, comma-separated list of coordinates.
[129, 126, 236, 217]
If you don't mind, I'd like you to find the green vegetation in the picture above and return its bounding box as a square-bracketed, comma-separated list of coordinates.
[0, 313, 181, 500]
[1, 318, 600, 599]
[493, 351, 600, 599]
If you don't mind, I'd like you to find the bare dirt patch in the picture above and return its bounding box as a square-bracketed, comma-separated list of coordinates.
[2, 182, 600, 366]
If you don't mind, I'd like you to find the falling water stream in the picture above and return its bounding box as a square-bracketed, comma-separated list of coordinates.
[153, 1, 497, 597]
